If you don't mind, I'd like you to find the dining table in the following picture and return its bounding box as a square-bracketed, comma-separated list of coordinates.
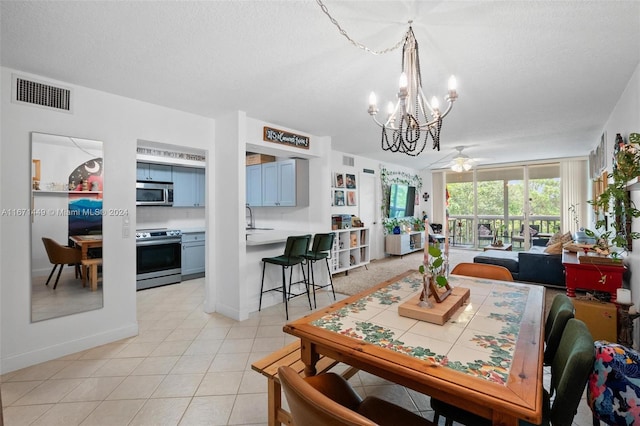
[69, 234, 103, 260]
[283, 270, 545, 426]
[69, 234, 103, 288]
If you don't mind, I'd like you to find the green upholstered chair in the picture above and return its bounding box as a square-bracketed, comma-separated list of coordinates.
[259, 234, 311, 320]
[544, 294, 574, 366]
[302, 233, 336, 308]
[431, 318, 594, 426]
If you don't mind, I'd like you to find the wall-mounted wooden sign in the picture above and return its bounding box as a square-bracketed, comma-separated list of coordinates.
[263, 126, 309, 150]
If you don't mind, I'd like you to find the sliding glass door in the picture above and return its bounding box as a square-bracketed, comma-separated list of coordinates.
[445, 163, 560, 250]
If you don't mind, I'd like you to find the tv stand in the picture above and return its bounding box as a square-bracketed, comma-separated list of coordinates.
[385, 232, 425, 256]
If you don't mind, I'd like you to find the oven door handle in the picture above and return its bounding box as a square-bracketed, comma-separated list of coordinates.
[136, 237, 182, 246]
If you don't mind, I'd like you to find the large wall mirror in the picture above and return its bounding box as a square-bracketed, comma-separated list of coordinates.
[31, 132, 104, 322]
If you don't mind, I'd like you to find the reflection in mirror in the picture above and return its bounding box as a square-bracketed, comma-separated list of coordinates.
[31, 132, 104, 322]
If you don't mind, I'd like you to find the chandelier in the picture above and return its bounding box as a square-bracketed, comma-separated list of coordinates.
[368, 25, 458, 156]
[450, 146, 473, 172]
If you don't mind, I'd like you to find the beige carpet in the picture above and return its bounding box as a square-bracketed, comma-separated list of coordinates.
[332, 247, 562, 314]
[332, 247, 478, 296]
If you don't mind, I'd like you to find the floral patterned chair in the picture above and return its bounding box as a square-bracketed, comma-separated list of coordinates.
[588, 340, 640, 425]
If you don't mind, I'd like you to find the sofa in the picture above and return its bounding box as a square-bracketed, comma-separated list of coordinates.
[473, 240, 565, 287]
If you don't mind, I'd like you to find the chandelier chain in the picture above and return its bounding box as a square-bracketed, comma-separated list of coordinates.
[316, 0, 405, 55]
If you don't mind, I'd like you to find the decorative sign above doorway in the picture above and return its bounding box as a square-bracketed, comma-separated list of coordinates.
[263, 126, 309, 150]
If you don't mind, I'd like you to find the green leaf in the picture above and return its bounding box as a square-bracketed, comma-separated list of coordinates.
[418, 264, 425, 274]
[435, 276, 448, 287]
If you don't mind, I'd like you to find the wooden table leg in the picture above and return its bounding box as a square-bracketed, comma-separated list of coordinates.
[299, 339, 320, 376]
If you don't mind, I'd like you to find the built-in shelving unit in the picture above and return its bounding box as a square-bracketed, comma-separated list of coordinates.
[330, 227, 370, 274]
[385, 231, 426, 256]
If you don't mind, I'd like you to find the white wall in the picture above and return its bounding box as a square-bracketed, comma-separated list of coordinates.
[0, 68, 215, 373]
[600, 61, 640, 346]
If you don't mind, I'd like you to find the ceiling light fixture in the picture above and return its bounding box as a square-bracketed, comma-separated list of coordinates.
[450, 146, 473, 172]
[368, 23, 458, 156]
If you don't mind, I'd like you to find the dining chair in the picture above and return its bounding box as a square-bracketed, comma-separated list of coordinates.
[302, 233, 336, 309]
[451, 262, 513, 281]
[477, 223, 493, 245]
[259, 234, 311, 320]
[431, 318, 595, 426]
[513, 224, 540, 247]
[278, 365, 436, 426]
[41, 237, 83, 289]
[544, 294, 574, 366]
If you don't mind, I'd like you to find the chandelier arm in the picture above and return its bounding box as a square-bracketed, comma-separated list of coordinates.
[316, 0, 405, 55]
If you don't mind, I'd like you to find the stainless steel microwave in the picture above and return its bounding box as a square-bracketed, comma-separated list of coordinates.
[136, 181, 174, 206]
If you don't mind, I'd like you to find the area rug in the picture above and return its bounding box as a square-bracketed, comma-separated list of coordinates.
[332, 247, 478, 296]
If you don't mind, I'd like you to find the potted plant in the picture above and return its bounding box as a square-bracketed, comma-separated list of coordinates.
[418, 244, 450, 307]
[588, 134, 640, 254]
[383, 217, 400, 235]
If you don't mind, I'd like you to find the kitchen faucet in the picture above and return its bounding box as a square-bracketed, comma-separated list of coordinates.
[246, 204, 254, 229]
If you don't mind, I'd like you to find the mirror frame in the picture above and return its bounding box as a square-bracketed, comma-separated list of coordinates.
[30, 132, 104, 322]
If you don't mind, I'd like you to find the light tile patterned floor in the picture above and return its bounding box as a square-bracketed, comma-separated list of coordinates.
[2, 277, 595, 425]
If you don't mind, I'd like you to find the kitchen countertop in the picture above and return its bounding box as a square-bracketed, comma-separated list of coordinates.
[246, 229, 300, 246]
[181, 227, 206, 234]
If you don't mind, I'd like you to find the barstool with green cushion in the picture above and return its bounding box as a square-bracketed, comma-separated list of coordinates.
[303, 233, 336, 309]
[259, 234, 311, 320]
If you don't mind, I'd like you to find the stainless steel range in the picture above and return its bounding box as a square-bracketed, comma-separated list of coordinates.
[136, 228, 182, 290]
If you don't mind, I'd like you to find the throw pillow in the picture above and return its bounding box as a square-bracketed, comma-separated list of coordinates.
[561, 231, 573, 243]
[528, 226, 539, 237]
[544, 242, 563, 254]
[547, 231, 563, 246]
[478, 225, 491, 236]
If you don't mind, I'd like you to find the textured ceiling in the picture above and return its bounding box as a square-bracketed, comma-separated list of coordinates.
[2, 1, 639, 170]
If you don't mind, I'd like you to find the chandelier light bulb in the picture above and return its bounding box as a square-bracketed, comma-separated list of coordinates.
[398, 72, 408, 90]
[369, 92, 377, 107]
[448, 75, 457, 91]
[386, 101, 395, 116]
[431, 96, 440, 111]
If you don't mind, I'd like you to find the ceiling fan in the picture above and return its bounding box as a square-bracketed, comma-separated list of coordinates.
[449, 146, 475, 172]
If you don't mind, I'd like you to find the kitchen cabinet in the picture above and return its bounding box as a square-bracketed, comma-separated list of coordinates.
[246, 164, 263, 207]
[331, 228, 370, 274]
[261, 159, 308, 207]
[173, 166, 205, 207]
[182, 231, 205, 278]
[136, 162, 172, 181]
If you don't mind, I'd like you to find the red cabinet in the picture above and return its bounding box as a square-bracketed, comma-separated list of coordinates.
[562, 251, 626, 301]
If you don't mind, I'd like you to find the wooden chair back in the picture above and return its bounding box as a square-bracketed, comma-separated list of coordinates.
[278, 365, 375, 426]
[42, 237, 82, 265]
[451, 262, 513, 281]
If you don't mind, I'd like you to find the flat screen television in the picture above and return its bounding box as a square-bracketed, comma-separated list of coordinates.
[388, 184, 416, 218]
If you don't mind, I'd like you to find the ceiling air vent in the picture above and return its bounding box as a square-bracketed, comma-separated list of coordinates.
[342, 155, 355, 167]
[12, 74, 72, 113]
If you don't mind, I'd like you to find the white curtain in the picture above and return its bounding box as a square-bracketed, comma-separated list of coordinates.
[560, 159, 590, 233]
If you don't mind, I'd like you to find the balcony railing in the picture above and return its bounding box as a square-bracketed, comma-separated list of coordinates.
[442, 216, 561, 249]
